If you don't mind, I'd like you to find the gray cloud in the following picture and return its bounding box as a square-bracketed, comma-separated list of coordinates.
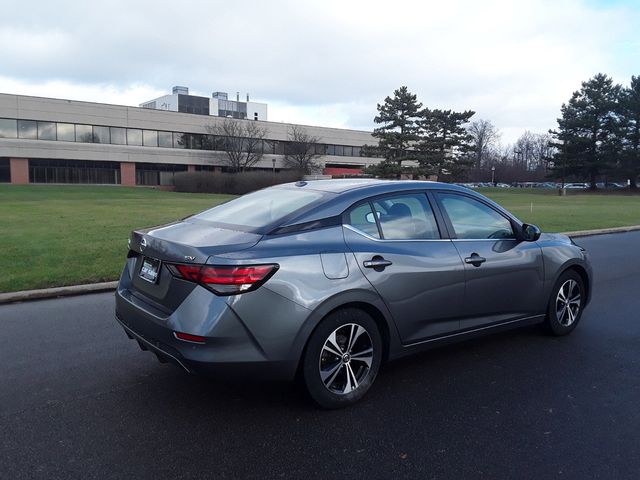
[1, 0, 638, 143]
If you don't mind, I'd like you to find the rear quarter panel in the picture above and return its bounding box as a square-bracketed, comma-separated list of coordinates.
[214, 226, 401, 369]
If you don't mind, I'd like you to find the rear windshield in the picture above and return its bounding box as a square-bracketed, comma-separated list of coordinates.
[192, 187, 326, 230]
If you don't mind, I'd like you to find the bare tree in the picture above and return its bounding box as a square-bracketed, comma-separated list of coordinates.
[513, 131, 554, 171]
[468, 119, 501, 168]
[531, 133, 554, 171]
[283, 125, 322, 174]
[206, 119, 268, 172]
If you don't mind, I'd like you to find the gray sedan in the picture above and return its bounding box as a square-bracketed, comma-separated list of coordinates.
[115, 180, 592, 408]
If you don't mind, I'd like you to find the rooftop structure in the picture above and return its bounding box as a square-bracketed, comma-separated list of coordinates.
[140, 86, 268, 121]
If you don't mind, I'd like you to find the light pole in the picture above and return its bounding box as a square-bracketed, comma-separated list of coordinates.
[491, 166, 496, 186]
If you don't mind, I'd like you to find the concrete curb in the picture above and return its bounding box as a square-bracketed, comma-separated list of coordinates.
[2, 225, 640, 305]
[0, 281, 118, 305]
[563, 224, 640, 238]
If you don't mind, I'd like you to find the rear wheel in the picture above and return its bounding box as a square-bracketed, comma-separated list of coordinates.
[302, 308, 382, 409]
[545, 270, 585, 336]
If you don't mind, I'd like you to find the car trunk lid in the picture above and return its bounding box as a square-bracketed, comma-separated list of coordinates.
[126, 219, 262, 311]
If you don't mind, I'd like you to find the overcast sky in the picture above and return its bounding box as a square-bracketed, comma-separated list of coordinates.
[1, 0, 638, 144]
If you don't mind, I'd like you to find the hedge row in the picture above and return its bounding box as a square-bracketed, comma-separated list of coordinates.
[173, 171, 302, 195]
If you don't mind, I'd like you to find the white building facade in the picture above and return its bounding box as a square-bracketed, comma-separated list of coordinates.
[0, 93, 379, 186]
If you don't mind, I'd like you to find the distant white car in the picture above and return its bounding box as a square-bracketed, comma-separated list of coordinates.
[564, 183, 588, 189]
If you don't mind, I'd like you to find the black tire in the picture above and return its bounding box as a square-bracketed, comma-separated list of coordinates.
[302, 308, 382, 409]
[545, 270, 585, 336]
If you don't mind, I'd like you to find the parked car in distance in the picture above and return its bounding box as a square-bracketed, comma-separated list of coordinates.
[564, 182, 589, 189]
[115, 180, 593, 408]
[596, 182, 627, 189]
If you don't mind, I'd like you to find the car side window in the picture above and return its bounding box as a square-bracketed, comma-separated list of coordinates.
[371, 194, 440, 240]
[438, 193, 515, 240]
[346, 202, 381, 238]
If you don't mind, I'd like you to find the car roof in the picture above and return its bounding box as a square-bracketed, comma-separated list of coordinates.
[273, 179, 511, 230]
[278, 179, 467, 194]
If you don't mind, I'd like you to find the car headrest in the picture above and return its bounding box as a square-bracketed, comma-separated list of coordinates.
[387, 203, 411, 218]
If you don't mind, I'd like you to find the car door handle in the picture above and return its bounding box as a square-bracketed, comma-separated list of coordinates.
[464, 253, 486, 267]
[363, 257, 393, 269]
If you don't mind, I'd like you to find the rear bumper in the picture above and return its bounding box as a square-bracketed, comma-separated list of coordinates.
[114, 266, 308, 381]
[116, 314, 191, 372]
[116, 311, 296, 379]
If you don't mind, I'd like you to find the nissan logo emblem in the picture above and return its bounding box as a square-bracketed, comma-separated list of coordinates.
[140, 237, 147, 251]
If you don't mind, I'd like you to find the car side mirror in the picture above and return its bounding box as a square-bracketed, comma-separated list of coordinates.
[365, 211, 383, 224]
[522, 223, 541, 242]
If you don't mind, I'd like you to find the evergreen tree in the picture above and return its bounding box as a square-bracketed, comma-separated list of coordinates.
[372, 86, 422, 168]
[620, 76, 640, 189]
[362, 160, 404, 179]
[550, 73, 622, 189]
[417, 108, 475, 178]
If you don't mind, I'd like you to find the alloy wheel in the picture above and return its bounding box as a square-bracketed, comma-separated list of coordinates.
[319, 323, 374, 395]
[555, 279, 581, 327]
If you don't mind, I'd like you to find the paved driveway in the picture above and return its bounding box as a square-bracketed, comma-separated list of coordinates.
[1, 232, 639, 479]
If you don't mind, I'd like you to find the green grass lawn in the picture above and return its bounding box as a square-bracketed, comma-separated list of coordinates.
[0, 185, 233, 293]
[1, 184, 639, 293]
[479, 188, 640, 232]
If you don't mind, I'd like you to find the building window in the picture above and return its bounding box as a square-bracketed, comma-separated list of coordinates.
[272, 140, 284, 155]
[143, 130, 158, 147]
[29, 159, 121, 184]
[177, 94, 210, 116]
[195, 165, 219, 172]
[75, 124, 94, 143]
[127, 129, 143, 146]
[93, 126, 110, 144]
[135, 162, 188, 186]
[0, 118, 17, 138]
[37, 122, 56, 141]
[18, 120, 37, 139]
[180, 133, 194, 149]
[0, 116, 368, 163]
[158, 131, 172, 148]
[57, 123, 75, 142]
[110, 127, 126, 145]
[173, 132, 185, 149]
[0, 158, 10, 182]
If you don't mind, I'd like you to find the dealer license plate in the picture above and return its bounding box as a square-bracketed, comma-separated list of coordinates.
[139, 257, 161, 283]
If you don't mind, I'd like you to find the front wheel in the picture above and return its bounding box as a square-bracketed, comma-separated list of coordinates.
[302, 308, 382, 409]
[545, 270, 585, 336]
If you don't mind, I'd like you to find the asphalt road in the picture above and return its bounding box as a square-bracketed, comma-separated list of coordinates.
[1, 232, 640, 480]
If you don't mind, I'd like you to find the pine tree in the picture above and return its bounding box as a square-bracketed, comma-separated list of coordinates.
[417, 108, 475, 178]
[372, 86, 422, 168]
[550, 73, 622, 189]
[620, 76, 640, 189]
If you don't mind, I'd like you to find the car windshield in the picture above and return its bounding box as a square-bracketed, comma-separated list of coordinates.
[192, 187, 326, 231]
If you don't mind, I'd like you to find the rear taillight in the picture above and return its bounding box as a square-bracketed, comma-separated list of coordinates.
[167, 263, 279, 295]
[174, 332, 206, 344]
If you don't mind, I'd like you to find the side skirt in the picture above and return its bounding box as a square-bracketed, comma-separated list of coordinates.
[388, 314, 546, 361]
